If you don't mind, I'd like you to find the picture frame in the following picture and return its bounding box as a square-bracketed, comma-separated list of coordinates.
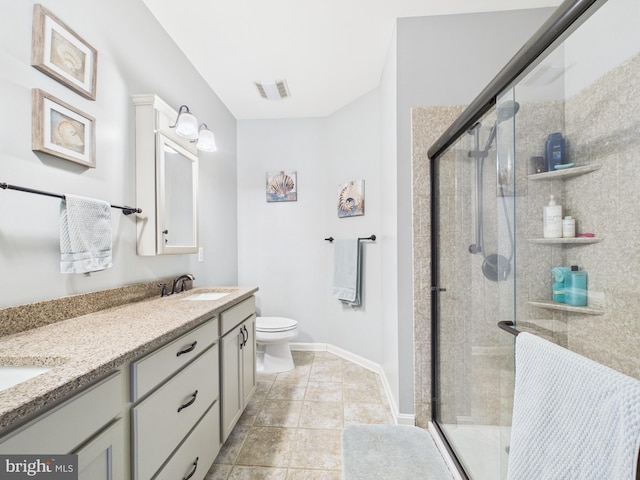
[266, 171, 297, 202]
[32, 88, 96, 168]
[337, 179, 365, 217]
[31, 4, 98, 100]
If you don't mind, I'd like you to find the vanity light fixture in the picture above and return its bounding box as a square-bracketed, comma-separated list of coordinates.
[195, 124, 217, 152]
[169, 105, 199, 140]
[170, 105, 217, 151]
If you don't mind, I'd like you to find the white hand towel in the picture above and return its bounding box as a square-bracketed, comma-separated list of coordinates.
[331, 239, 362, 306]
[60, 194, 113, 274]
[507, 332, 640, 480]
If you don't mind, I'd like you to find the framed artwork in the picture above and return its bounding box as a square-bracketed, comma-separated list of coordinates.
[32, 89, 96, 168]
[337, 179, 365, 218]
[31, 4, 98, 100]
[266, 171, 297, 202]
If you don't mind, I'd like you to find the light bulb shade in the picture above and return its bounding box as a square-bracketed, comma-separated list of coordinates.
[175, 111, 199, 140]
[197, 127, 217, 152]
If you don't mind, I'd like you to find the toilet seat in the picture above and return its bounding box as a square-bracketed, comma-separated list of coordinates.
[256, 317, 297, 332]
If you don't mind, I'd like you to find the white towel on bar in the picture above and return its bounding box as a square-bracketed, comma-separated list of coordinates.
[507, 332, 640, 480]
[331, 238, 361, 306]
[60, 194, 113, 274]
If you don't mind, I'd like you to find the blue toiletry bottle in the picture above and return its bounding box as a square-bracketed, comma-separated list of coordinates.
[545, 132, 566, 171]
[565, 265, 587, 306]
[551, 267, 571, 303]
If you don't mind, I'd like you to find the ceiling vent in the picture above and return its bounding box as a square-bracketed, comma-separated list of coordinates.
[255, 79, 290, 100]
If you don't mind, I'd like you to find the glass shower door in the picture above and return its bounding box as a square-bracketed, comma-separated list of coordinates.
[432, 104, 516, 480]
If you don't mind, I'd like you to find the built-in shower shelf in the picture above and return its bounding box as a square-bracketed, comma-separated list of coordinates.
[528, 300, 604, 315]
[528, 236, 603, 244]
[527, 164, 601, 180]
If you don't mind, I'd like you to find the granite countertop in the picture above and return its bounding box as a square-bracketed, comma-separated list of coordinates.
[0, 285, 258, 433]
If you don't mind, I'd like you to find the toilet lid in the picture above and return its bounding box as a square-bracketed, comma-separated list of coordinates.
[256, 316, 298, 332]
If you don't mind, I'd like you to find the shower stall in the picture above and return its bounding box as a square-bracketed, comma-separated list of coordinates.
[423, 0, 640, 478]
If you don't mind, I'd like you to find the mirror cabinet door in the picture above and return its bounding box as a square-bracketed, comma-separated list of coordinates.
[157, 133, 198, 254]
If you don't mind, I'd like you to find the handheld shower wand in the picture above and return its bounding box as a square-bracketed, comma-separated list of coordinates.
[467, 100, 520, 281]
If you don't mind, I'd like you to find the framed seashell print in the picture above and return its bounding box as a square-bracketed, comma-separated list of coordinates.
[31, 4, 98, 100]
[266, 171, 297, 202]
[32, 89, 96, 168]
[337, 179, 364, 217]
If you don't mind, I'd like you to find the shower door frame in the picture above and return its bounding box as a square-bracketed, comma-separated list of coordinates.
[427, 0, 605, 478]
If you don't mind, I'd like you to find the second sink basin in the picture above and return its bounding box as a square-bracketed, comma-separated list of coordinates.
[183, 292, 230, 301]
[0, 366, 52, 392]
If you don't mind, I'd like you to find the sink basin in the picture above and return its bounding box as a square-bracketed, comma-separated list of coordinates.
[0, 366, 52, 392]
[183, 292, 230, 301]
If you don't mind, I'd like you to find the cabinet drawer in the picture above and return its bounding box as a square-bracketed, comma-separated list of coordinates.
[220, 297, 255, 336]
[131, 317, 218, 401]
[154, 402, 220, 480]
[132, 344, 219, 480]
[0, 371, 122, 454]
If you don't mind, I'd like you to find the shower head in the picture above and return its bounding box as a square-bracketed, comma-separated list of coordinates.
[496, 100, 520, 124]
[483, 100, 520, 153]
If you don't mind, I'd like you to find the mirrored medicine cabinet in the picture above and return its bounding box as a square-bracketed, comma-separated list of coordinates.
[132, 94, 199, 255]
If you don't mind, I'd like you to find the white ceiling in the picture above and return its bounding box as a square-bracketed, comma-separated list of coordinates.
[141, 0, 560, 120]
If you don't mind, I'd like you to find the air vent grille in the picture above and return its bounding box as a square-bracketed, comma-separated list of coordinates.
[255, 79, 290, 100]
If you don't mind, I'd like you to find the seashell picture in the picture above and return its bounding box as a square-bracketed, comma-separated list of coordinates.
[32, 88, 96, 168]
[31, 4, 98, 100]
[337, 180, 365, 218]
[266, 171, 297, 202]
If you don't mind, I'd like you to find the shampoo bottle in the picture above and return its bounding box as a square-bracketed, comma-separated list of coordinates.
[564, 265, 588, 306]
[562, 216, 576, 238]
[543, 195, 563, 238]
[546, 132, 566, 170]
[551, 267, 571, 303]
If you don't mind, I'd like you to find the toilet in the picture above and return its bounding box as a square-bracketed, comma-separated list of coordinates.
[255, 317, 299, 373]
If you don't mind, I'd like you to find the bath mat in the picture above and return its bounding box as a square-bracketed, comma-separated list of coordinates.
[342, 425, 454, 480]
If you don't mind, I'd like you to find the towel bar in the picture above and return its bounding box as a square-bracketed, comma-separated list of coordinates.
[325, 235, 376, 243]
[1, 182, 141, 215]
[498, 320, 520, 337]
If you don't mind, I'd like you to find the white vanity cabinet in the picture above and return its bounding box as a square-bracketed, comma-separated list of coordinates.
[0, 371, 125, 480]
[220, 297, 256, 442]
[130, 317, 220, 480]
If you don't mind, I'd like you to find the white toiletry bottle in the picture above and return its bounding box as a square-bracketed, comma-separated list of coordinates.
[543, 195, 563, 238]
[562, 216, 576, 238]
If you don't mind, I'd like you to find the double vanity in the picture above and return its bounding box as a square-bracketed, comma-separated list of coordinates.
[0, 283, 258, 480]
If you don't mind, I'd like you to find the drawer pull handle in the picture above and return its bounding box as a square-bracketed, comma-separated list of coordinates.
[239, 327, 246, 349]
[243, 325, 249, 347]
[177, 341, 198, 357]
[177, 390, 198, 412]
[183, 457, 199, 480]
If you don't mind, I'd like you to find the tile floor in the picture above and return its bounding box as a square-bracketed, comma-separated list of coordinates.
[206, 350, 395, 480]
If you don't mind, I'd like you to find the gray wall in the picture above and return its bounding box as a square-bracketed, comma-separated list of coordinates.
[396, 8, 554, 414]
[0, 0, 238, 307]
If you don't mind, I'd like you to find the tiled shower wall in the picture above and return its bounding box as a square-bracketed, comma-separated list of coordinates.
[411, 51, 640, 428]
[522, 51, 640, 378]
[412, 105, 464, 427]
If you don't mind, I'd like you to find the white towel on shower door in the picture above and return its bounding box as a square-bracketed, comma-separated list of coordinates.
[60, 194, 113, 274]
[507, 332, 640, 480]
[331, 238, 361, 306]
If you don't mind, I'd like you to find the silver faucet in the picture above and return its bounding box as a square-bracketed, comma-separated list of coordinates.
[171, 274, 195, 295]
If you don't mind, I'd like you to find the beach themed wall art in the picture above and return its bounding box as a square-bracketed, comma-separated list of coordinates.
[32, 4, 98, 100]
[32, 89, 95, 167]
[337, 179, 364, 217]
[266, 171, 297, 202]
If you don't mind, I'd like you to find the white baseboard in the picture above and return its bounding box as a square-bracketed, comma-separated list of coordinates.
[290, 342, 326, 352]
[290, 342, 415, 427]
[428, 421, 464, 480]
